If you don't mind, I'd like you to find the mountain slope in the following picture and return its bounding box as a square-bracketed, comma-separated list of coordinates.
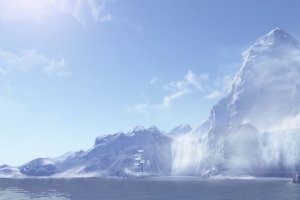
[210, 28, 300, 131]
[173, 29, 300, 177]
[1, 126, 172, 178]
[167, 125, 192, 137]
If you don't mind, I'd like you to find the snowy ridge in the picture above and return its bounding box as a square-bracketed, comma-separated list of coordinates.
[0, 126, 172, 178]
[168, 124, 192, 137]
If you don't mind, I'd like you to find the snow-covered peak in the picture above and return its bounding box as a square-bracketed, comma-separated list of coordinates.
[205, 29, 300, 132]
[94, 131, 125, 146]
[94, 126, 167, 147]
[130, 125, 163, 134]
[255, 28, 298, 45]
[147, 126, 160, 132]
[242, 28, 300, 62]
[19, 158, 56, 176]
[168, 125, 192, 137]
[132, 125, 145, 132]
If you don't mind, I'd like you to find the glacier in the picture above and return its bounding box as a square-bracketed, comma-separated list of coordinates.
[172, 28, 300, 177]
[2, 28, 300, 178]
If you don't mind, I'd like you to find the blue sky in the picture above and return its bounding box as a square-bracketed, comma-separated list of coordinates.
[1, 0, 300, 165]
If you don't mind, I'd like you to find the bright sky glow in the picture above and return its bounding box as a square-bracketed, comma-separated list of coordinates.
[1, 0, 300, 165]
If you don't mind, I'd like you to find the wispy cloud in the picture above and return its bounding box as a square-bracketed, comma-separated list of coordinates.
[164, 71, 208, 91]
[0, 0, 112, 25]
[150, 76, 159, 84]
[160, 70, 209, 107]
[208, 75, 232, 98]
[206, 91, 222, 99]
[160, 89, 189, 108]
[0, 49, 70, 77]
[127, 70, 232, 114]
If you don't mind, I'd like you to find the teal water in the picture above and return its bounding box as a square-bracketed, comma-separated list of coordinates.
[0, 177, 299, 199]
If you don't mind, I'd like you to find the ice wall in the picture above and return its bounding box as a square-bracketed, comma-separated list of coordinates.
[171, 136, 203, 176]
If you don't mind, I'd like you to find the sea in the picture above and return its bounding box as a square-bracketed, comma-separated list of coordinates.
[0, 177, 299, 200]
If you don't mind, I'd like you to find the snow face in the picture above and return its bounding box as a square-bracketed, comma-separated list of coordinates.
[172, 124, 261, 176]
[171, 136, 204, 175]
[0, 165, 23, 178]
[172, 29, 300, 177]
[19, 158, 57, 176]
[1, 126, 173, 178]
[209, 28, 300, 131]
[86, 126, 173, 176]
[168, 124, 192, 137]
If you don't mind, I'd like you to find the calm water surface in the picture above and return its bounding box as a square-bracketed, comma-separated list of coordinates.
[0, 177, 299, 199]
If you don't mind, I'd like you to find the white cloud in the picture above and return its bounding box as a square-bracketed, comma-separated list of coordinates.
[150, 76, 159, 84]
[127, 70, 233, 114]
[0, 0, 112, 25]
[206, 91, 222, 99]
[0, 49, 69, 77]
[206, 75, 232, 99]
[160, 70, 209, 107]
[99, 14, 112, 22]
[159, 89, 189, 108]
[165, 70, 208, 92]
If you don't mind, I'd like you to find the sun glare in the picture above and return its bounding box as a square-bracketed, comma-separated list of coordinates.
[0, 0, 53, 21]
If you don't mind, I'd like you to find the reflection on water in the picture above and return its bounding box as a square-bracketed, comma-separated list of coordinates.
[0, 179, 70, 199]
[0, 187, 69, 200]
[0, 178, 299, 200]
